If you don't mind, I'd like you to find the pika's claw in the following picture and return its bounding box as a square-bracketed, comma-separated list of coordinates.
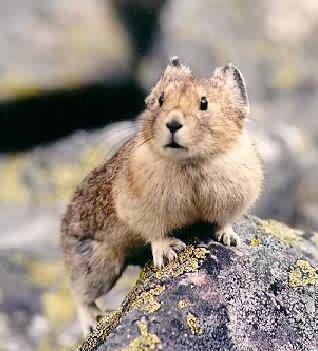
[215, 226, 241, 247]
[151, 238, 186, 268]
[170, 238, 187, 252]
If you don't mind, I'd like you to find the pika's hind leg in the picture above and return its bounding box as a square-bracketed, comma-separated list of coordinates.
[63, 236, 126, 336]
[76, 301, 103, 336]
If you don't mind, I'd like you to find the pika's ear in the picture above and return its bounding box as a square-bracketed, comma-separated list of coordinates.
[162, 56, 193, 81]
[212, 63, 249, 116]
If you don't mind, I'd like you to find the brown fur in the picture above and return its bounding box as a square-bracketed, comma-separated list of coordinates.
[60, 59, 263, 335]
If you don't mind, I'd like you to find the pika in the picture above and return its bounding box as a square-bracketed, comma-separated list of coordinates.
[61, 57, 263, 335]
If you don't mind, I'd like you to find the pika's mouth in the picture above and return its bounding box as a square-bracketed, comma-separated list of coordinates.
[165, 141, 186, 149]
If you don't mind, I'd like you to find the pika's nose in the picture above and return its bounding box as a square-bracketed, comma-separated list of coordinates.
[166, 120, 182, 134]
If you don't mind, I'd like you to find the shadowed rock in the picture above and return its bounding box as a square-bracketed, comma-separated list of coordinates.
[76, 216, 318, 351]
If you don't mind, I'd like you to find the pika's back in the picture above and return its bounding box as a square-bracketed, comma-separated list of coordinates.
[61, 137, 137, 238]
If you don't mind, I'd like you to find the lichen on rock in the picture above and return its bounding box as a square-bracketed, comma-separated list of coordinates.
[186, 313, 204, 336]
[177, 299, 188, 309]
[249, 235, 262, 247]
[154, 246, 209, 279]
[76, 311, 122, 351]
[288, 259, 318, 287]
[128, 285, 166, 313]
[259, 218, 302, 243]
[117, 321, 160, 351]
[75, 216, 318, 351]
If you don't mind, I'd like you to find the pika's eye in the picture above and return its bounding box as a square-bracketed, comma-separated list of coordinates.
[200, 97, 208, 110]
[159, 92, 164, 107]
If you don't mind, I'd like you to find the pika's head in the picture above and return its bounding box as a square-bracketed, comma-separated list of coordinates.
[141, 57, 249, 161]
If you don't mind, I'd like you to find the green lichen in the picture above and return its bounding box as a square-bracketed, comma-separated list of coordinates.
[154, 246, 209, 279]
[260, 219, 302, 243]
[178, 299, 189, 309]
[288, 259, 318, 288]
[117, 321, 160, 351]
[186, 313, 203, 336]
[76, 310, 122, 351]
[128, 285, 166, 313]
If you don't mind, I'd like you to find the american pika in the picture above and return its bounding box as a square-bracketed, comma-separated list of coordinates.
[60, 57, 263, 335]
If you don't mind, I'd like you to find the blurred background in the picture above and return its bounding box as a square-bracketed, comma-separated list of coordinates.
[0, 0, 318, 349]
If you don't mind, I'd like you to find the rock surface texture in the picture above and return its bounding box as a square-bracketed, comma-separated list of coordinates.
[77, 216, 318, 351]
[0, 122, 138, 351]
[0, 0, 131, 100]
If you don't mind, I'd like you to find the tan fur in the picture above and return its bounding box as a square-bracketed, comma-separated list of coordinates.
[60, 59, 263, 335]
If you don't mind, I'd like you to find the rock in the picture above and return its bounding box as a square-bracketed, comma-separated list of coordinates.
[77, 216, 318, 351]
[0, 121, 137, 254]
[0, 0, 132, 101]
[0, 250, 140, 351]
[0, 122, 139, 351]
[139, 0, 318, 102]
[250, 119, 303, 225]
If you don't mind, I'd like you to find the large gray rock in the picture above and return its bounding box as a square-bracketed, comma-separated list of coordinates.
[78, 216, 318, 351]
[0, 0, 131, 100]
[0, 122, 138, 351]
[139, 0, 318, 103]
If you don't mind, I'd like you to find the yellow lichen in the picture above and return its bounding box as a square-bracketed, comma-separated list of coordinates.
[26, 259, 62, 287]
[155, 246, 209, 279]
[76, 310, 122, 351]
[0, 142, 109, 206]
[48, 146, 106, 201]
[0, 76, 41, 100]
[41, 285, 75, 326]
[271, 64, 300, 89]
[38, 337, 51, 351]
[186, 313, 203, 336]
[178, 299, 188, 309]
[260, 219, 301, 243]
[118, 321, 160, 351]
[76, 245, 208, 350]
[249, 235, 261, 247]
[312, 232, 318, 247]
[129, 285, 165, 313]
[288, 259, 318, 288]
[0, 155, 29, 203]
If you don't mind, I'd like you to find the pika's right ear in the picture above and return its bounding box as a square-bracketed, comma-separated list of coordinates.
[212, 63, 249, 116]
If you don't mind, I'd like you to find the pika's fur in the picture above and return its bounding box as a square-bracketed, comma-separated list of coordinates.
[60, 57, 263, 335]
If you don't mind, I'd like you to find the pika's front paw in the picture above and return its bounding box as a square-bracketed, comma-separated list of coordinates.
[151, 238, 186, 269]
[215, 226, 241, 247]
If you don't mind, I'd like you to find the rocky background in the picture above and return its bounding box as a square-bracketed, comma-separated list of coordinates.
[0, 0, 318, 350]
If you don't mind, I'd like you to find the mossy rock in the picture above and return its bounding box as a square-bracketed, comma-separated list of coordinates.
[76, 216, 318, 351]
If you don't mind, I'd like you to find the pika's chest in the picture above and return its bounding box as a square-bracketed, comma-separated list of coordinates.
[116, 162, 222, 230]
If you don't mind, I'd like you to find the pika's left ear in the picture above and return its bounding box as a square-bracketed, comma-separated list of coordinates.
[212, 63, 249, 116]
